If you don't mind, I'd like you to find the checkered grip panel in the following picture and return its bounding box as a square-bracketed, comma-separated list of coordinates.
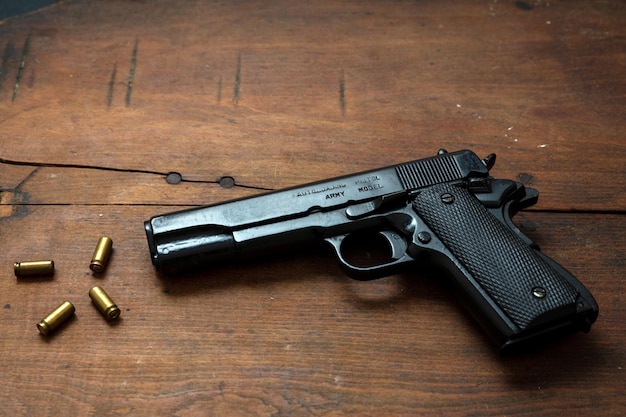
[412, 183, 578, 330]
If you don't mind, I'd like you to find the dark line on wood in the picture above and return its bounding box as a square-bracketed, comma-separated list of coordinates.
[181, 177, 272, 190]
[0, 41, 15, 93]
[339, 69, 346, 116]
[233, 53, 241, 105]
[217, 75, 223, 105]
[0, 167, 41, 193]
[12, 33, 31, 102]
[0, 156, 273, 191]
[14, 167, 40, 190]
[529, 208, 626, 216]
[107, 62, 117, 108]
[125, 39, 139, 107]
[0, 156, 163, 176]
[1, 203, 208, 208]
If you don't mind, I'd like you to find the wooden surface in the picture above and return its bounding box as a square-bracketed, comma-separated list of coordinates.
[0, 1, 624, 415]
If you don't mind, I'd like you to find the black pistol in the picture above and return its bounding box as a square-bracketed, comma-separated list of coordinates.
[144, 150, 598, 354]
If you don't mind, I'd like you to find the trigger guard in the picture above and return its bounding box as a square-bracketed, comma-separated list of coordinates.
[324, 233, 412, 281]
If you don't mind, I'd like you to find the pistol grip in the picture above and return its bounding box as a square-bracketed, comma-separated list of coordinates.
[411, 183, 598, 354]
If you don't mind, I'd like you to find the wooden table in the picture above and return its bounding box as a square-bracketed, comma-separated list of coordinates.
[1, 1, 624, 415]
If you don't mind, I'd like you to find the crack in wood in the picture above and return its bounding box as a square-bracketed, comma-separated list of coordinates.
[0, 156, 273, 191]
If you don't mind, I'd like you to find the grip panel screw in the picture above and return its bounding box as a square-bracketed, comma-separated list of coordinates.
[440, 193, 455, 204]
[532, 287, 547, 299]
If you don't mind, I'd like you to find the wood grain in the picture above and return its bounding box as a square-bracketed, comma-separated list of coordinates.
[0, 1, 624, 416]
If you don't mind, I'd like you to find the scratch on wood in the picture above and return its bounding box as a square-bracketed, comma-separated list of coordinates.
[0, 41, 15, 93]
[233, 53, 241, 105]
[217, 75, 223, 105]
[107, 62, 117, 108]
[339, 69, 346, 116]
[12, 33, 31, 102]
[125, 39, 139, 106]
[14, 167, 40, 190]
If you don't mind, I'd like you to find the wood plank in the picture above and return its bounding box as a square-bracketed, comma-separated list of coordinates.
[0, 207, 623, 415]
[0, 0, 624, 416]
[0, 0, 624, 210]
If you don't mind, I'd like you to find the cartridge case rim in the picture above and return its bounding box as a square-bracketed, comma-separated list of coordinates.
[89, 286, 120, 321]
[89, 260, 105, 273]
[105, 305, 121, 320]
[36, 321, 52, 335]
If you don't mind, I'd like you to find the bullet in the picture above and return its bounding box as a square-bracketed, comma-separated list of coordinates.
[89, 286, 120, 321]
[90, 237, 113, 273]
[14, 260, 55, 277]
[37, 301, 75, 335]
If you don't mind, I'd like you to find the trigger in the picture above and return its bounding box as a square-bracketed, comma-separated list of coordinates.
[378, 230, 407, 260]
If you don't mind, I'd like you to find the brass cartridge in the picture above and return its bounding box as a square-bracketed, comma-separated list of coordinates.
[90, 236, 113, 272]
[89, 286, 120, 321]
[37, 301, 75, 335]
[14, 260, 55, 277]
